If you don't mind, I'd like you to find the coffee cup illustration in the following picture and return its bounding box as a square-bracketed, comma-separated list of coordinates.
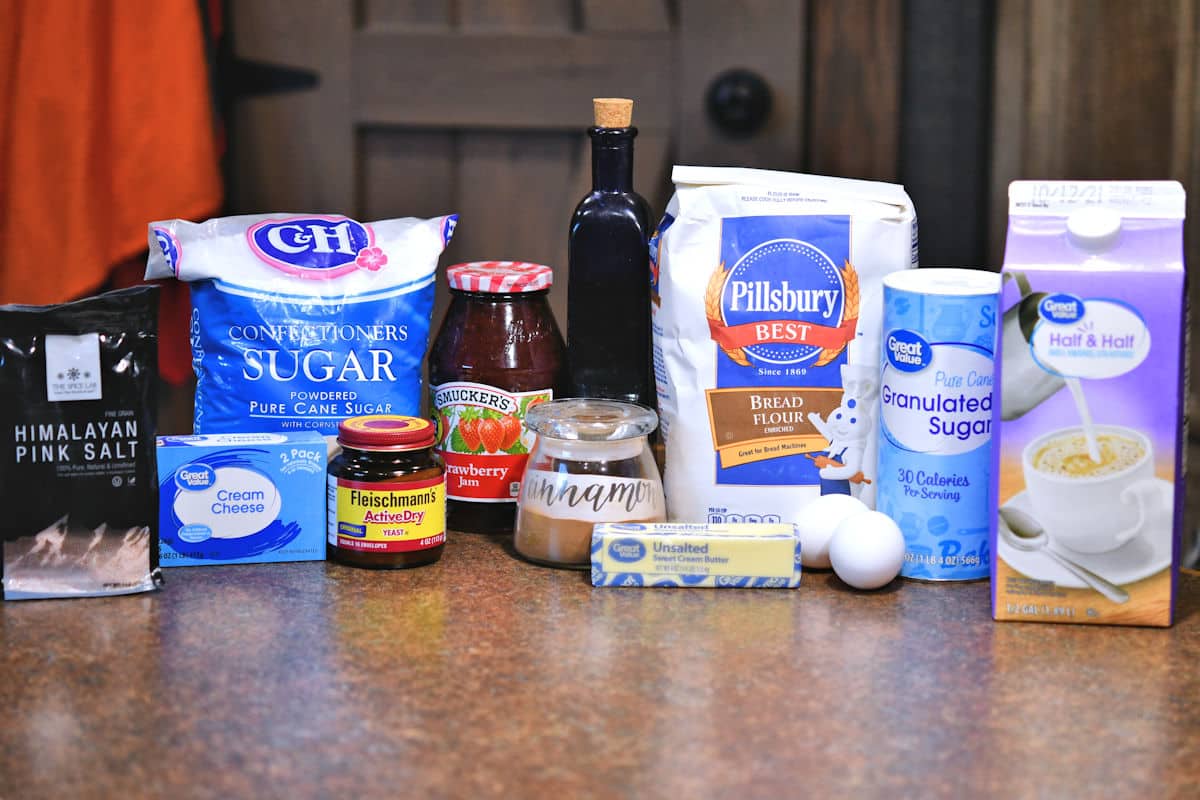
[1001, 271, 1065, 420]
[1021, 425, 1162, 554]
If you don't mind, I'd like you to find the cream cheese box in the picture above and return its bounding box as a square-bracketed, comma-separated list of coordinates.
[157, 432, 326, 566]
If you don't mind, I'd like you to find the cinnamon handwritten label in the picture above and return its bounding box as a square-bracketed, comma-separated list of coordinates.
[519, 470, 666, 522]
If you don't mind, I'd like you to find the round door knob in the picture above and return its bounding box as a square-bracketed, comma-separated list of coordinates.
[706, 69, 773, 137]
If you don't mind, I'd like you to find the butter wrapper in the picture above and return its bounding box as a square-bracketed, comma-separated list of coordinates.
[591, 522, 801, 588]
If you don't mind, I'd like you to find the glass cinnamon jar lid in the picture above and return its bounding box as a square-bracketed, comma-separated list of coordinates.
[525, 399, 659, 462]
[337, 415, 435, 450]
[525, 398, 657, 441]
[446, 261, 553, 293]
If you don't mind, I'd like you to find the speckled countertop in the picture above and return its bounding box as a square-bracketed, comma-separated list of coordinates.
[2, 533, 1198, 799]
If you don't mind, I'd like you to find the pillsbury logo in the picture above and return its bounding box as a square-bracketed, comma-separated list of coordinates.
[608, 538, 647, 563]
[175, 464, 216, 491]
[707, 239, 858, 366]
[885, 328, 932, 373]
[1038, 293, 1084, 324]
[153, 226, 182, 275]
[247, 215, 381, 278]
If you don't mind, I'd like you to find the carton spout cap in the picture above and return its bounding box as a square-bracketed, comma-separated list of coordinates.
[1067, 207, 1122, 252]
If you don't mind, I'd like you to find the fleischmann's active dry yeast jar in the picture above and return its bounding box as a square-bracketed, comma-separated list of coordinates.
[327, 415, 445, 569]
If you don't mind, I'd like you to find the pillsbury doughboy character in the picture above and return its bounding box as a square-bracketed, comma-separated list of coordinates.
[806, 362, 878, 504]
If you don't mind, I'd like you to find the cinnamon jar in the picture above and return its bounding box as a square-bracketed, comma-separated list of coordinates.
[429, 261, 566, 534]
[514, 399, 665, 569]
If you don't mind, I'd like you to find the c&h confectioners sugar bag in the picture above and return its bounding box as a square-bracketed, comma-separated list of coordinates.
[651, 167, 917, 522]
[146, 213, 456, 435]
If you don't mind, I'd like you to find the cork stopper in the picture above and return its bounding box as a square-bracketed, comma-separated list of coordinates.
[593, 97, 633, 128]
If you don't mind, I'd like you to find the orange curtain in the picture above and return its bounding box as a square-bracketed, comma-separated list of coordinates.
[0, 0, 222, 305]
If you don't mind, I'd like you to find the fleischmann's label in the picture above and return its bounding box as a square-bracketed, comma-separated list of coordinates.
[703, 217, 865, 490]
[328, 475, 445, 553]
[432, 382, 550, 502]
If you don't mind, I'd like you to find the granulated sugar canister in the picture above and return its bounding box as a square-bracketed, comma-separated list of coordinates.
[876, 269, 1001, 580]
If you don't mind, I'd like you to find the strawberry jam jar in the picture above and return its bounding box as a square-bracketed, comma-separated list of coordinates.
[429, 261, 566, 534]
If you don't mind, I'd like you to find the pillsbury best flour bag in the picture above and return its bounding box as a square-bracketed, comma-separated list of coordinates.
[147, 213, 456, 435]
[651, 167, 916, 523]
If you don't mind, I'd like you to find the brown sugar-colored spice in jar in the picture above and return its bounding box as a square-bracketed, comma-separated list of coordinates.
[514, 399, 666, 569]
[429, 261, 566, 534]
[327, 415, 445, 569]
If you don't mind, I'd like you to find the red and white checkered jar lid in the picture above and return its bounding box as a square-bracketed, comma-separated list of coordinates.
[446, 261, 554, 293]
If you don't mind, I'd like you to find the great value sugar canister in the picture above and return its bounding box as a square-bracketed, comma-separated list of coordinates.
[877, 268, 1001, 580]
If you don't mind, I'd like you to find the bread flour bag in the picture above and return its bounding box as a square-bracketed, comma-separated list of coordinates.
[651, 167, 917, 522]
[146, 213, 456, 435]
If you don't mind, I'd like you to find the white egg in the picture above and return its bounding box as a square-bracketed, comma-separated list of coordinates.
[828, 511, 906, 590]
[794, 494, 869, 568]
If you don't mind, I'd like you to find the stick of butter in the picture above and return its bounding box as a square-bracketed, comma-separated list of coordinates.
[591, 523, 802, 588]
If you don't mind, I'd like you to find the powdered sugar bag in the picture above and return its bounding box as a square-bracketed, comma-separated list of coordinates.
[650, 167, 916, 523]
[147, 213, 456, 435]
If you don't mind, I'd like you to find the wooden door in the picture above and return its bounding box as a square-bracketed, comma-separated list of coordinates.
[226, 1, 825, 329]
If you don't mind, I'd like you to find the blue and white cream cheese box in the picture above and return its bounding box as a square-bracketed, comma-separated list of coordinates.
[157, 432, 326, 566]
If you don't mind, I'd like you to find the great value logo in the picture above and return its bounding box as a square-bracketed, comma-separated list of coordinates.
[705, 239, 858, 367]
[246, 216, 383, 278]
[608, 538, 647, 563]
[175, 463, 216, 491]
[1038, 293, 1084, 324]
[885, 329, 932, 372]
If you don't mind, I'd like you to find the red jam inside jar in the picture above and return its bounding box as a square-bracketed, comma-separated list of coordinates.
[429, 261, 567, 534]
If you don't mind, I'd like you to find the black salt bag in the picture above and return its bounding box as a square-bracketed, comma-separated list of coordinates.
[0, 286, 162, 599]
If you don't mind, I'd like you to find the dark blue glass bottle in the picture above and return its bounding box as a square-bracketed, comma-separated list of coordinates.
[567, 124, 653, 406]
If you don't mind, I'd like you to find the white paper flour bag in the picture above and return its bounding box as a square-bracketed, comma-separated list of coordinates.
[146, 213, 456, 435]
[650, 167, 917, 522]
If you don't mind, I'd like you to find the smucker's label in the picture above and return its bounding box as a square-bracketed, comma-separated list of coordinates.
[432, 382, 550, 502]
[327, 475, 446, 553]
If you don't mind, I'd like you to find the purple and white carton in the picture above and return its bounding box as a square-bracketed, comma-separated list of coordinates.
[992, 180, 1186, 626]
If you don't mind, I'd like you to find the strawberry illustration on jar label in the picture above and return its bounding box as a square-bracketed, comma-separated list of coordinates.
[432, 381, 552, 502]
